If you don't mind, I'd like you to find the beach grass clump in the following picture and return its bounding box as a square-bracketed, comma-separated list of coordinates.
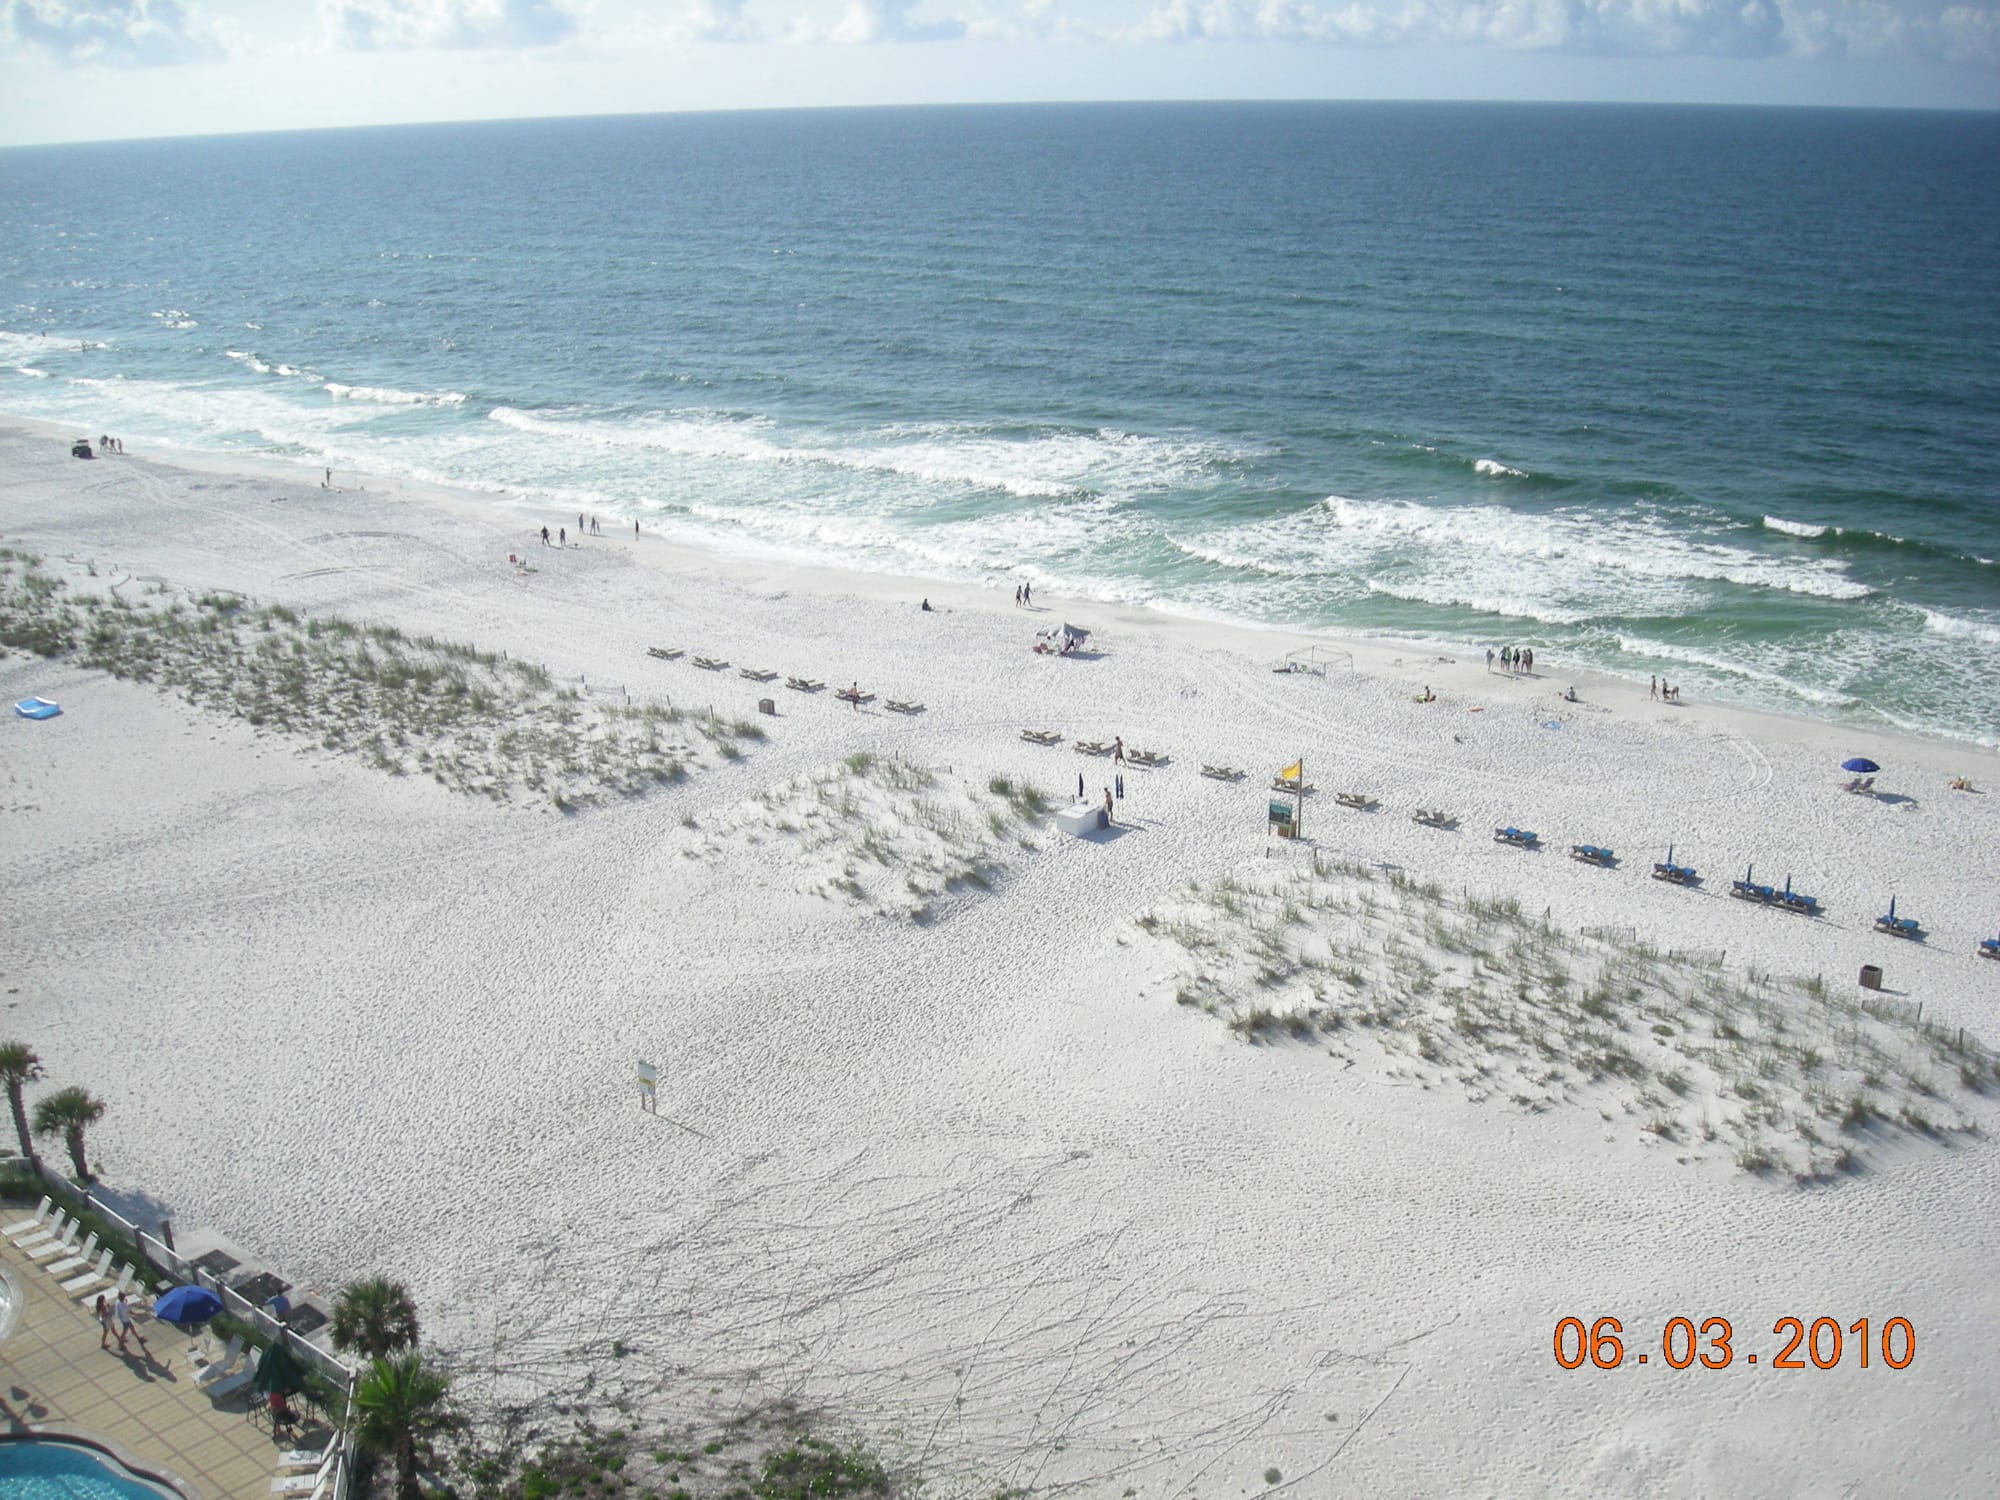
[681, 757, 1050, 921]
[446, 1403, 907, 1500]
[1133, 853, 1999, 1182]
[0, 552, 744, 807]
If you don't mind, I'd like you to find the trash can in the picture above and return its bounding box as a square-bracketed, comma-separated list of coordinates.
[1859, 964, 1883, 991]
[758, 697, 775, 716]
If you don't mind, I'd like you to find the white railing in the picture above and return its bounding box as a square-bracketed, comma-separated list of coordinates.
[16, 1158, 359, 1497]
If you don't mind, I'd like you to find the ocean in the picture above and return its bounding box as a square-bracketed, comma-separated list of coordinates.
[2, 102, 1996, 745]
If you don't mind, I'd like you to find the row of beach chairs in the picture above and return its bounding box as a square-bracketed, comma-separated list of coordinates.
[3, 1200, 147, 1304]
[647, 649, 925, 714]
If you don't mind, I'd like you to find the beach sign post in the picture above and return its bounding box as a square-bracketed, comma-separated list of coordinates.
[636, 1059, 658, 1113]
[1271, 757, 1304, 839]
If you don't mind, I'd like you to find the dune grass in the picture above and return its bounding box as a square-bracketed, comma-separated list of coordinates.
[1135, 850, 1998, 1182]
[1, 550, 751, 808]
[682, 755, 1051, 921]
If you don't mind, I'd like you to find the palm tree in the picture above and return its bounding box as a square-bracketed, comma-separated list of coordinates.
[331, 1277, 422, 1360]
[0, 1041, 45, 1167]
[353, 1352, 456, 1500]
[31, 1084, 105, 1181]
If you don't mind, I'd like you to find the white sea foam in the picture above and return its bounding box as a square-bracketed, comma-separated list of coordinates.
[0, 329, 73, 361]
[1611, 633, 1861, 708]
[1919, 609, 2000, 647]
[1762, 515, 1828, 539]
[224, 350, 272, 374]
[325, 381, 466, 407]
[1362, 576, 1594, 626]
[1473, 458, 1527, 478]
[1320, 496, 1874, 602]
[15, 367, 48, 378]
[151, 310, 198, 330]
[487, 407, 1240, 502]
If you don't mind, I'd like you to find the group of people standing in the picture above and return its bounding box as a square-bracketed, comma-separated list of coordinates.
[1649, 676, 1682, 702]
[1013, 582, 1034, 607]
[1488, 645, 1535, 674]
[540, 515, 641, 546]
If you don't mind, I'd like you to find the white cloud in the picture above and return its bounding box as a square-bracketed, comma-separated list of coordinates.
[4, 0, 220, 64]
[322, 0, 582, 52]
[1125, 0, 1998, 59]
[791, 0, 969, 41]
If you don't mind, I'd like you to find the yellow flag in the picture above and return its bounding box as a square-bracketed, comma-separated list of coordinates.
[1279, 760, 1302, 781]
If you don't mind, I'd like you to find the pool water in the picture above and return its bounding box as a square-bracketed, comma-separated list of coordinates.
[0, 1439, 184, 1500]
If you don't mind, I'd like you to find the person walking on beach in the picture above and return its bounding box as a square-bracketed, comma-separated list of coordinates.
[1077, 773, 1085, 801]
[113, 1291, 146, 1354]
[1650, 675, 1658, 700]
[1485, 647, 1494, 673]
[559, 527, 567, 546]
[323, 468, 331, 488]
[1024, 582, 1033, 607]
[1114, 736, 1125, 765]
[578, 514, 585, 535]
[541, 526, 550, 546]
[849, 681, 860, 710]
[1103, 786, 1114, 824]
[96, 1294, 115, 1350]
[634, 520, 640, 538]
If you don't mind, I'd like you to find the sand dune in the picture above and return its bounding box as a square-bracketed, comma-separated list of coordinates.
[3, 419, 1997, 1498]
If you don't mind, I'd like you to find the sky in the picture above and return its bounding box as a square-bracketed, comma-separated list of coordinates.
[0, 0, 1993, 146]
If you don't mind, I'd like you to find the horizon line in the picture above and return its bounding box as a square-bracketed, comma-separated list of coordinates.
[5, 94, 1996, 153]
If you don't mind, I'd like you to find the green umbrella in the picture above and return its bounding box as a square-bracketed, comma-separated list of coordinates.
[251, 1338, 308, 1396]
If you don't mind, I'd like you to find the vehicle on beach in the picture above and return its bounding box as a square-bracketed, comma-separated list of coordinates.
[70, 438, 94, 459]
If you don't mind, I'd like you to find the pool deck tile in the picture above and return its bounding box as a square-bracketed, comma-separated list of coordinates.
[2, 1229, 298, 1500]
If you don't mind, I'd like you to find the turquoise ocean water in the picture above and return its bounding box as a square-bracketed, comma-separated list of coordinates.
[1, 103, 1995, 744]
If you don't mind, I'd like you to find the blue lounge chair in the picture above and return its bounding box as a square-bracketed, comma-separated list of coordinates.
[1775, 875, 1820, 916]
[1494, 826, 1538, 848]
[1651, 843, 1698, 885]
[1569, 843, 1615, 866]
[1874, 895, 1922, 940]
[1729, 864, 1776, 903]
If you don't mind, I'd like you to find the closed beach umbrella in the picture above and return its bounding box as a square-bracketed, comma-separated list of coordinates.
[251, 1338, 307, 1396]
[1841, 757, 1880, 773]
[153, 1284, 224, 1329]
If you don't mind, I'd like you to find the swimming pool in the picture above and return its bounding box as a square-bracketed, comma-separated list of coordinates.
[0, 1438, 185, 1500]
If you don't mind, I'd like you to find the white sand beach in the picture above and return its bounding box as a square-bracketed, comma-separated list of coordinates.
[4, 417, 1998, 1497]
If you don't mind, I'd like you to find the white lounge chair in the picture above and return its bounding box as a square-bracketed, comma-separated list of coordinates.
[207, 1350, 258, 1402]
[61, 1249, 115, 1297]
[14, 1209, 68, 1251]
[193, 1334, 246, 1388]
[47, 1231, 100, 1277]
[81, 1263, 139, 1303]
[24, 1217, 80, 1260]
[2, 1196, 52, 1237]
[272, 1450, 339, 1494]
[276, 1445, 332, 1472]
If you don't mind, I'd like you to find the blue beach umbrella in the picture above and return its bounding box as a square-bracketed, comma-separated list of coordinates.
[1842, 757, 1880, 774]
[153, 1284, 224, 1329]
